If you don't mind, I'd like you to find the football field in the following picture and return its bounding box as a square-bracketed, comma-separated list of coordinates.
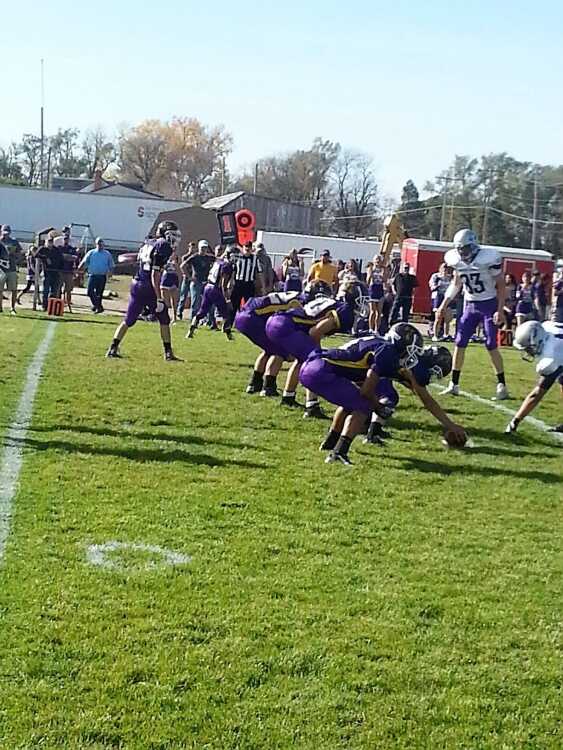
[0, 312, 561, 749]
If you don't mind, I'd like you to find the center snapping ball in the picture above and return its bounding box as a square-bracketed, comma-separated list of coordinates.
[442, 429, 468, 449]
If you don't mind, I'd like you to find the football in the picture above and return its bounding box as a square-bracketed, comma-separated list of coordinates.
[442, 429, 468, 449]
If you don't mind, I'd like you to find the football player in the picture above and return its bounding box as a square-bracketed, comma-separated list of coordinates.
[505, 320, 563, 434]
[299, 325, 466, 465]
[186, 246, 233, 340]
[234, 291, 302, 396]
[434, 229, 509, 400]
[106, 221, 181, 361]
[265, 282, 362, 418]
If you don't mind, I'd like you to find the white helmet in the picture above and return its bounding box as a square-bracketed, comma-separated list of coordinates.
[513, 320, 549, 360]
[453, 228, 479, 262]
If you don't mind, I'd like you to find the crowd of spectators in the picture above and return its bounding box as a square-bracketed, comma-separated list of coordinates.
[1, 225, 562, 332]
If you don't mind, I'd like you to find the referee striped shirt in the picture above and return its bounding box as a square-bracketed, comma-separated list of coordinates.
[234, 253, 259, 283]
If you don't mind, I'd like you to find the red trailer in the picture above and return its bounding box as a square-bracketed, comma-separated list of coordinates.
[401, 238, 555, 315]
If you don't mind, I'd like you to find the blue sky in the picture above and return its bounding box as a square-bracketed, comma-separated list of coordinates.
[3, 0, 562, 199]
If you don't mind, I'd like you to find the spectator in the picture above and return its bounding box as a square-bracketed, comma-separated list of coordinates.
[307, 250, 338, 293]
[339, 258, 360, 286]
[503, 273, 518, 330]
[0, 224, 24, 315]
[390, 261, 418, 323]
[282, 248, 304, 292]
[16, 244, 40, 305]
[428, 262, 453, 338]
[57, 226, 79, 313]
[552, 269, 563, 323]
[177, 241, 196, 320]
[231, 241, 259, 313]
[379, 282, 394, 335]
[180, 240, 215, 322]
[77, 237, 114, 313]
[515, 270, 535, 327]
[254, 242, 276, 295]
[532, 269, 549, 321]
[0, 237, 9, 313]
[37, 232, 64, 311]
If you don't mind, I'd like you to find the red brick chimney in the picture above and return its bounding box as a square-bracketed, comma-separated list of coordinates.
[93, 169, 103, 191]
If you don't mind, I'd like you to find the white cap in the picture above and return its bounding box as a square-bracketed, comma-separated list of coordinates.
[198, 240, 210, 250]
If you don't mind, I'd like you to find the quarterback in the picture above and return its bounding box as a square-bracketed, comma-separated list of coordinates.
[435, 229, 509, 400]
[506, 320, 563, 433]
[106, 221, 181, 361]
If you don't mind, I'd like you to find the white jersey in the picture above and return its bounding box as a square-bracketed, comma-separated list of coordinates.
[537, 321, 563, 378]
[444, 247, 502, 302]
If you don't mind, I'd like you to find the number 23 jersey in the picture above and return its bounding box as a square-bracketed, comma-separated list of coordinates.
[444, 247, 502, 302]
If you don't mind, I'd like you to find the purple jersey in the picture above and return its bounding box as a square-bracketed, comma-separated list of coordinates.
[318, 335, 401, 382]
[136, 238, 173, 285]
[208, 259, 232, 287]
[282, 297, 354, 333]
[243, 291, 301, 316]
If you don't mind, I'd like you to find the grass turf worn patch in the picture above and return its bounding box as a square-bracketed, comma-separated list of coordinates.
[0, 316, 561, 749]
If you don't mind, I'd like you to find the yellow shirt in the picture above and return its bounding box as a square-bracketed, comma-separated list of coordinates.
[309, 260, 338, 286]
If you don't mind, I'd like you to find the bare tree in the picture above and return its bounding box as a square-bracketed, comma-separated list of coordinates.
[82, 127, 117, 178]
[329, 150, 379, 236]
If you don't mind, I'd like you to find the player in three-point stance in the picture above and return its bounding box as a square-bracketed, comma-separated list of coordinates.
[506, 320, 563, 434]
[106, 221, 182, 361]
[300, 323, 466, 465]
[435, 228, 509, 401]
[234, 291, 302, 396]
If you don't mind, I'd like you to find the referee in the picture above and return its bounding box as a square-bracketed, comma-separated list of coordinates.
[230, 242, 259, 313]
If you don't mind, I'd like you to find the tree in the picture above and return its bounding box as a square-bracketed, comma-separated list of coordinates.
[118, 120, 170, 191]
[117, 117, 232, 200]
[18, 134, 43, 186]
[48, 128, 87, 179]
[166, 117, 232, 202]
[399, 180, 425, 237]
[0, 145, 24, 185]
[328, 150, 379, 236]
[234, 138, 340, 204]
[82, 127, 116, 178]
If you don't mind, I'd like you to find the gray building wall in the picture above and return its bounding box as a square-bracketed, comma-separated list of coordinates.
[204, 192, 320, 234]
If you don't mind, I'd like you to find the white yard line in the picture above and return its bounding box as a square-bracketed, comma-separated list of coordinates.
[431, 384, 563, 444]
[0, 322, 56, 563]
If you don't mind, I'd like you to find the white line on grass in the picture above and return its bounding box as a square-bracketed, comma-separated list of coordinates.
[0, 321, 56, 564]
[431, 384, 563, 444]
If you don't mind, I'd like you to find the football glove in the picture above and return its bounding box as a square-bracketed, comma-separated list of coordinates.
[155, 299, 166, 313]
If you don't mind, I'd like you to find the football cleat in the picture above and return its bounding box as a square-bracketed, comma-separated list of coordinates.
[303, 403, 329, 419]
[505, 418, 519, 434]
[548, 424, 563, 433]
[325, 451, 354, 466]
[493, 383, 509, 401]
[280, 394, 299, 407]
[224, 329, 234, 341]
[105, 347, 121, 358]
[440, 382, 460, 396]
[260, 385, 279, 398]
[164, 351, 182, 362]
[185, 328, 195, 339]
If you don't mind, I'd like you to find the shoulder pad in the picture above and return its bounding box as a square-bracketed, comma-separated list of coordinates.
[475, 248, 502, 267]
[444, 249, 461, 268]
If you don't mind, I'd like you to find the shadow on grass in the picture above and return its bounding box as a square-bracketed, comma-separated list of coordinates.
[27, 423, 272, 451]
[387, 454, 561, 485]
[13, 312, 117, 326]
[5, 435, 268, 470]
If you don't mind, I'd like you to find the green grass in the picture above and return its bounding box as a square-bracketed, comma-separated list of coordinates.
[0, 314, 561, 749]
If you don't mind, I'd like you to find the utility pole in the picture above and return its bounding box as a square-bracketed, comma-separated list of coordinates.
[40, 59, 45, 187]
[481, 170, 491, 245]
[253, 163, 258, 194]
[531, 169, 539, 249]
[220, 156, 225, 194]
[437, 173, 461, 241]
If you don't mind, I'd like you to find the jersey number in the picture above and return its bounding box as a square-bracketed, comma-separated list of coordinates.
[460, 272, 485, 294]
